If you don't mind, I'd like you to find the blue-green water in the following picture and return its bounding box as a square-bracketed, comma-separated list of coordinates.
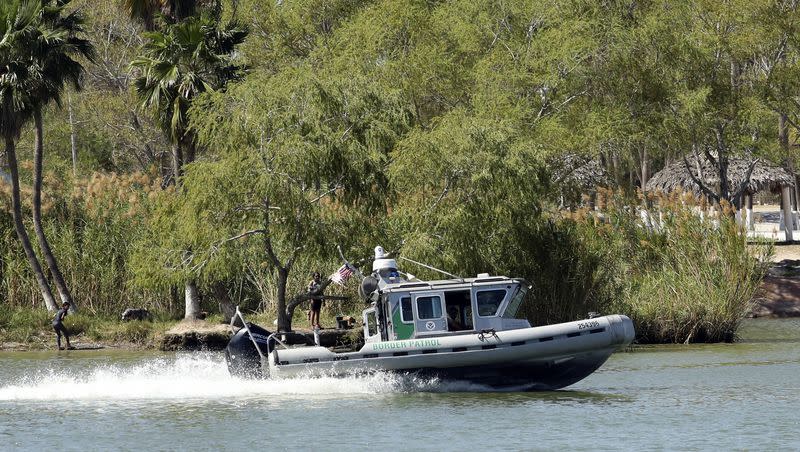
[1, 318, 798, 451]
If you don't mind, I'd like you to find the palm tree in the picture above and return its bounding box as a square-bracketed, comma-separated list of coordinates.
[132, 16, 247, 178]
[0, 0, 58, 311]
[122, 0, 204, 30]
[27, 0, 94, 309]
[132, 15, 246, 319]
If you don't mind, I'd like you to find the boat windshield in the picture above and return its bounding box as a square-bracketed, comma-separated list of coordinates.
[476, 290, 505, 316]
[502, 284, 528, 319]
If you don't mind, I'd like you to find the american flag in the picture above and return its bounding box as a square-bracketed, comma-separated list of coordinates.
[330, 264, 354, 286]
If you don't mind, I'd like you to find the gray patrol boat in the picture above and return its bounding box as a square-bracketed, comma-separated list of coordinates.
[225, 246, 635, 390]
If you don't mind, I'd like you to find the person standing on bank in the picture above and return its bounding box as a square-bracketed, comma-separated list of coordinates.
[308, 272, 324, 329]
[53, 301, 73, 350]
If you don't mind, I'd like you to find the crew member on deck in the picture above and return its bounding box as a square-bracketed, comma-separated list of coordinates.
[308, 272, 324, 329]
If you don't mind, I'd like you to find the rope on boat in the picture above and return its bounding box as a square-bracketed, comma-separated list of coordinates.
[478, 329, 498, 342]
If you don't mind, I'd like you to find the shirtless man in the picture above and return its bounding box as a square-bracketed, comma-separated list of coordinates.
[53, 302, 73, 350]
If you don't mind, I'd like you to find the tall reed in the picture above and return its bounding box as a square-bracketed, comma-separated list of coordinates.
[0, 169, 175, 315]
[572, 189, 772, 343]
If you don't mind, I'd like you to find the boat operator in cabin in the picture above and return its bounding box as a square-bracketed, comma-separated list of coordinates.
[447, 305, 465, 331]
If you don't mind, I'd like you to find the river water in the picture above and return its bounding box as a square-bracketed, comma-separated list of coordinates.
[1, 318, 798, 451]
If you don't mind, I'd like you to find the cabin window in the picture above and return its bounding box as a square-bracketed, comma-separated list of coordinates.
[477, 289, 505, 317]
[401, 297, 413, 323]
[503, 285, 528, 319]
[417, 296, 442, 319]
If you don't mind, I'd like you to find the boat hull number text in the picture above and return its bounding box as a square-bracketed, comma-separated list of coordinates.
[577, 320, 600, 330]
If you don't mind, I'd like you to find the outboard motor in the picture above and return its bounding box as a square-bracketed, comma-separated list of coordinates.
[225, 323, 273, 378]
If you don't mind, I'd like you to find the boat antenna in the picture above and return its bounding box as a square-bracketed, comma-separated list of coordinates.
[397, 256, 462, 281]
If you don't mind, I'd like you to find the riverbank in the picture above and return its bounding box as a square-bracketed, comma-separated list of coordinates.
[0, 320, 234, 352]
[0, 310, 358, 352]
[751, 242, 800, 318]
[0, 318, 172, 352]
[0, 307, 230, 352]
[3, 248, 800, 351]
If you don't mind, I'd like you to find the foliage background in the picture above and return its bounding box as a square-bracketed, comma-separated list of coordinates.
[0, 0, 786, 342]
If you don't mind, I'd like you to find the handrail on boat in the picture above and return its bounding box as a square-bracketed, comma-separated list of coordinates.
[267, 332, 291, 350]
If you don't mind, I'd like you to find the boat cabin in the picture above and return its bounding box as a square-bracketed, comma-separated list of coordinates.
[361, 248, 531, 343]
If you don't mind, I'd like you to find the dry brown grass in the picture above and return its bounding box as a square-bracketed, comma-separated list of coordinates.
[771, 244, 800, 262]
[165, 320, 231, 335]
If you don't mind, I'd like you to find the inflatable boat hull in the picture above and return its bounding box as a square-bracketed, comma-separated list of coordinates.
[226, 314, 634, 390]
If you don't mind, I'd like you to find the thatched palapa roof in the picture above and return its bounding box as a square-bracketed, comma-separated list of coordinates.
[551, 154, 611, 190]
[646, 155, 795, 196]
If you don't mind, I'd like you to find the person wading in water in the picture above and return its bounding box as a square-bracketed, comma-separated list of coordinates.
[53, 302, 74, 350]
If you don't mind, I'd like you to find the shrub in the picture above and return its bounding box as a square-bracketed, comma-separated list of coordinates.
[572, 189, 772, 343]
[516, 218, 619, 327]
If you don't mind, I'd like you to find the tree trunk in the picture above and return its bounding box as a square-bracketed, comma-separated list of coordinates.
[185, 135, 196, 165]
[276, 267, 291, 331]
[212, 282, 236, 323]
[779, 114, 800, 218]
[33, 110, 75, 309]
[5, 136, 58, 311]
[730, 60, 740, 90]
[717, 151, 730, 202]
[171, 142, 183, 184]
[184, 279, 201, 320]
[0, 214, 5, 303]
[715, 125, 731, 204]
[783, 185, 794, 242]
[173, 137, 197, 320]
[639, 146, 649, 190]
[611, 151, 624, 188]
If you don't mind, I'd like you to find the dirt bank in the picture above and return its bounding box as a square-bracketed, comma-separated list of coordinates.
[160, 320, 232, 351]
[753, 257, 800, 318]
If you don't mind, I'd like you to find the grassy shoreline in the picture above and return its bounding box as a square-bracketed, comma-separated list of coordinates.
[0, 307, 357, 351]
[0, 309, 172, 351]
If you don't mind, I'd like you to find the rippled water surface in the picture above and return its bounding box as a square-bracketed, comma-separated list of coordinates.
[1, 318, 799, 451]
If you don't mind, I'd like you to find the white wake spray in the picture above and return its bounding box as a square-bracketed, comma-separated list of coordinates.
[0, 353, 486, 401]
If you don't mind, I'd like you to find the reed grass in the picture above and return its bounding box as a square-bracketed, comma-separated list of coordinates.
[571, 189, 773, 343]
[516, 218, 619, 327]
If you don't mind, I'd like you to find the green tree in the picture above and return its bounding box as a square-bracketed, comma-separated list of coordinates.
[179, 64, 412, 331]
[123, 0, 202, 30]
[659, 0, 776, 204]
[579, 1, 676, 191]
[0, 0, 58, 311]
[756, 0, 800, 202]
[132, 15, 247, 183]
[131, 14, 247, 319]
[28, 0, 94, 310]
